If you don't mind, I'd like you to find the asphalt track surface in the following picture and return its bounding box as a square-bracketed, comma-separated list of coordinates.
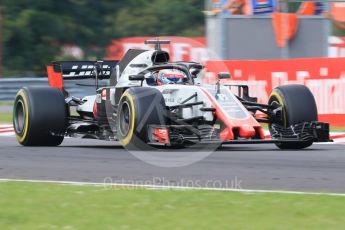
[1, 136, 345, 193]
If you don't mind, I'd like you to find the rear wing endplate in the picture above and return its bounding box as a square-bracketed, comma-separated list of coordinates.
[47, 60, 118, 90]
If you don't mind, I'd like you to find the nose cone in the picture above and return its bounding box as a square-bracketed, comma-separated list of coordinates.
[238, 124, 256, 138]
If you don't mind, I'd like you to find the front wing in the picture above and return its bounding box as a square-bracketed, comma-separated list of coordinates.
[147, 122, 332, 146]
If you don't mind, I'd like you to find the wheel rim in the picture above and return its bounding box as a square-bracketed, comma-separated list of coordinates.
[119, 101, 131, 137]
[14, 99, 26, 134]
[270, 99, 284, 125]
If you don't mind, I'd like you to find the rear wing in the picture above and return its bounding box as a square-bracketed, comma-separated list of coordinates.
[47, 60, 118, 90]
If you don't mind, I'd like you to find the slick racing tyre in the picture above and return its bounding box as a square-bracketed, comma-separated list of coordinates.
[116, 87, 167, 150]
[13, 86, 67, 146]
[268, 84, 318, 149]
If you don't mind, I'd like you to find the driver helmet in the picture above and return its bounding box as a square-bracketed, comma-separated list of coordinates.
[157, 69, 186, 85]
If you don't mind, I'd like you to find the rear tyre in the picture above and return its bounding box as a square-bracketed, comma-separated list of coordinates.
[268, 84, 317, 149]
[13, 86, 67, 146]
[116, 87, 167, 150]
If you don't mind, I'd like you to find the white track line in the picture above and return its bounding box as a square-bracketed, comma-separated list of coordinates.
[0, 133, 14, 137]
[1, 178, 345, 197]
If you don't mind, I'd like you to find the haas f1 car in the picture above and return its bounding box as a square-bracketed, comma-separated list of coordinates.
[13, 40, 331, 149]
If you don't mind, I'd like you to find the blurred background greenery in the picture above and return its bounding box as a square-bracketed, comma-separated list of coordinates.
[2, 0, 204, 77]
[1, 0, 345, 77]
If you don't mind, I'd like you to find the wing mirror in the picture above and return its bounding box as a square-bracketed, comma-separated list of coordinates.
[218, 72, 231, 80]
[129, 73, 145, 81]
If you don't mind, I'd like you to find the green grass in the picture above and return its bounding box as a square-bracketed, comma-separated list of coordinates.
[0, 113, 12, 124]
[329, 127, 345, 133]
[0, 101, 13, 106]
[1, 182, 345, 229]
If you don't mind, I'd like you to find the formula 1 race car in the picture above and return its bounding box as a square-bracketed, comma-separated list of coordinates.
[13, 40, 331, 149]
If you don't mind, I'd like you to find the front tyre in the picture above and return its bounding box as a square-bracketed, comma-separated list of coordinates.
[13, 86, 67, 146]
[116, 87, 167, 150]
[268, 84, 318, 149]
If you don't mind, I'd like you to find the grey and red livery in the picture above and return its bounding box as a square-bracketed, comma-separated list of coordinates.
[13, 40, 331, 149]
